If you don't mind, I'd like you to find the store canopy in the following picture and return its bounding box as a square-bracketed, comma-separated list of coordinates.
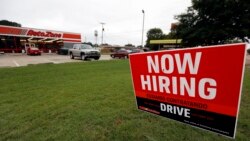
[150, 39, 182, 44]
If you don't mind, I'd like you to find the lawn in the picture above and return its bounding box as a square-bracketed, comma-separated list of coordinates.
[0, 60, 249, 141]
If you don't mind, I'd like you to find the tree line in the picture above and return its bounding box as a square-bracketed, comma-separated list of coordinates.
[0, 20, 21, 27]
[146, 0, 250, 48]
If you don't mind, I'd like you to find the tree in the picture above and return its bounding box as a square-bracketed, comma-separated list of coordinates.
[0, 20, 21, 27]
[146, 28, 166, 50]
[176, 0, 250, 47]
[83, 42, 93, 46]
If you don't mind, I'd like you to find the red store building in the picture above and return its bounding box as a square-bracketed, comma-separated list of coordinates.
[0, 25, 82, 53]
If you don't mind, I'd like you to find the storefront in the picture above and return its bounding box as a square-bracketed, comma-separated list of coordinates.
[0, 25, 81, 53]
[150, 39, 182, 50]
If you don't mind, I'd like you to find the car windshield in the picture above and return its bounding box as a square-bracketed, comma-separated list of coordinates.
[127, 50, 132, 53]
[117, 50, 127, 53]
[131, 49, 140, 53]
[80, 44, 93, 49]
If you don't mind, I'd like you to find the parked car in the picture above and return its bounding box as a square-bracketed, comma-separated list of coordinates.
[131, 49, 143, 53]
[25, 43, 41, 55]
[110, 49, 131, 59]
[58, 47, 69, 55]
[69, 43, 101, 60]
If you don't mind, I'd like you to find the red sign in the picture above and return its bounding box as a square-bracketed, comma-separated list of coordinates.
[129, 43, 246, 138]
[0, 25, 81, 42]
[27, 30, 62, 38]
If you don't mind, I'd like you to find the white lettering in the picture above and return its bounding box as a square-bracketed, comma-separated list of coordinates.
[199, 78, 217, 100]
[141, 52, 218, 100]
[185, 109, 190, 118]
[167, 104, 173, 113]
[180, 77, 195, 97]
[160, 103, 191, 118]
[140, 75, 151, 91]
[176, 106, 183, 115]
[160, 103, 166, 111]
[152, 75, 158, 92]
[159, 76, 170, 93]
[147, 56, 159, 73]
[161, 54, 174, 74]
[172, 77, 178, 94]
[140, 75, 217, 100]
[175, 52, 202, 74]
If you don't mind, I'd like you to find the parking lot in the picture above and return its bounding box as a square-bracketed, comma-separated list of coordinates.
[0, 53, 112, 67]
[246, 54, 250, 66]
[0, 53, 250, 68]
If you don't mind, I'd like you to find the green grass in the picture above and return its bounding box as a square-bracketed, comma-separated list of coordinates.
[0, 60, 249, 141]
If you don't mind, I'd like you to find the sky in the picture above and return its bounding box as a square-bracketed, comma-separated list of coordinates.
[0, 0, 191, 46]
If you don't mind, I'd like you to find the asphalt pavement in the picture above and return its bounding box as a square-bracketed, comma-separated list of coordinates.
[0, 53, 249, 68]
[246, 54, 250, 66]
[0, 53, 112, 67]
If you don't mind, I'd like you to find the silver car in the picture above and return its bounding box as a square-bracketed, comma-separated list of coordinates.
[69, 44, 101, 60]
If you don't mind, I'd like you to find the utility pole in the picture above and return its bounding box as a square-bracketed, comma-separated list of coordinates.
[100, 22, 105, 45]
[94, 30, 98, 46]
[141, 10, 145, 48]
